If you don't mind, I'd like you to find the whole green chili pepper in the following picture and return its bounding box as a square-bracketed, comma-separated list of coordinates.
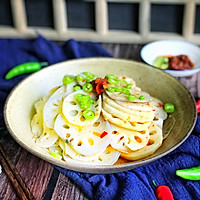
[176, 165, 200, 180]
[5, 62, 48, 79]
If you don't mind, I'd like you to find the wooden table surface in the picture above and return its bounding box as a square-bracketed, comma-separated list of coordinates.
[0, 43, 200, 200]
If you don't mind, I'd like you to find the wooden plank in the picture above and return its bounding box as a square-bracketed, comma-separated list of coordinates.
[0, 133, 53, 200]
[53, 0, 67, 33]
[139, 0, 150, 42]
[10, 0, 27, 33]
[52, 173, 89, 200]
[183, 0, 195, 39]
[95, 0, 108, 35]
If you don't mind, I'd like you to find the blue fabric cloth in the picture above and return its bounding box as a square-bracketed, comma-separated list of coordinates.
[0, 35, 200, 200]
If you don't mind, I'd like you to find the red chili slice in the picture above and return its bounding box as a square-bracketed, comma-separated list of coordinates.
[100, 131, 108, 138]
[119, 136, 124, 141]
[158, 103, 163, 108]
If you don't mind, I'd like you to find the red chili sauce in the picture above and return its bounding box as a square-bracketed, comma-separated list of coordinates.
[168, 55, 194, 70]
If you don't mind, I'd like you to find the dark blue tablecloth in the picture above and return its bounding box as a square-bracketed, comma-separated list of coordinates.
[0, 35, 199, 200]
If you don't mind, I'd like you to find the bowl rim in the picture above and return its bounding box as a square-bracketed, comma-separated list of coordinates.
[3, 57, 197, 173]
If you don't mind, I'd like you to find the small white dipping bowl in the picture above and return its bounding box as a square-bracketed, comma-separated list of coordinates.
[140, 40, 200, 77]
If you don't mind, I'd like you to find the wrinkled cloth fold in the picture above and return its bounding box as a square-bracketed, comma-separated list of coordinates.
[0, 35, 199, 200]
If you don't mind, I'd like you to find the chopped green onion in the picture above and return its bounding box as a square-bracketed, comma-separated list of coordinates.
[50, 152, 62, 160]
[164, 103, 175, 113]
[107, 87, 116, 93]
[76, 94, 83, 101]
[83, 72, 95, 79]
[62, 76, 74, 84]
[115, 86, 125, 93]
[120, 79, 128, 84]
[128, 94, 136, 101]
[82, 83, 93, 92]
[108, 77, 119, 85]
[76, 75, 83, 81]
[106, 74, 116, 79]
[124, 89, 130, 95]
[90, 98, 96, 104]
[79, 101, 91, 110]
[82, 110, 95, 120]
[74, 86, 81, 91]
[139, 95, 145, 100]
[85, 77, 93, 82]
[76, 94, 90, 102]
[126, 84, 132, 89]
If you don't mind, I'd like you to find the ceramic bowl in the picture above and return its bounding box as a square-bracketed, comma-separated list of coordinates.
[4, 58, 197, 173]
[140, 40, 200, 77]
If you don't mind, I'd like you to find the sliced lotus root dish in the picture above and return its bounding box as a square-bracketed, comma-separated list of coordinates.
[103, 93, 154, 116]
[43, 82, 76, 129]
[30, 72, 174, 165]
[31, 96, 48, 137]
[120, 122, 163, 160]
[110, 124, 150, 152]
[101, 109, 151, 131]
[62, 90, 101, 127]
[104, 75, 151, 103]
[54, 114, 112, 156]
[103, 101, 154, 123]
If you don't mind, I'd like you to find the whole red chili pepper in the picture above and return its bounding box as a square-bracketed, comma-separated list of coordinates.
[196, 99, 200, 113]
[152, 180, 174, 200]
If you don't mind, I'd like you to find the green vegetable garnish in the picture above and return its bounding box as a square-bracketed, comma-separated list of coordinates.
[106, 74, 116, 79]
[62, 76, 74, 84]
[164, 103, 175, 113]
[115, 86, 125, 93]
[79, 101, 91, 110]
[126, 84, 132, 89]
[139, 95, 145, 100]
[83, 72, 95, 79]
[82, 110, 95, 120]
[120, 79, 128, 84]
[76, 75, 83, 81]
[85, 77, 94, 82]
[128, 94, 136, 101]
[82, 83, 93, 92]
[153, 56, 169, 69]
[76, 94, 90, 102]
[107, 87, 116, 93]
[76, 94, 83, 101]
[50, 152, 62, 160]
[74, 86, 81, 91]
[124, 89, 130, 95]
[90, 98, 96, 104]
[108, 77, 119, 85]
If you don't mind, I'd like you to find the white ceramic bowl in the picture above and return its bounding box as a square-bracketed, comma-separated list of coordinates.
[140, 40, 200, 77]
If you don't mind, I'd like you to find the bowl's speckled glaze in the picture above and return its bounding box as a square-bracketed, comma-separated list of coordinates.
[4, 58, 197, 173]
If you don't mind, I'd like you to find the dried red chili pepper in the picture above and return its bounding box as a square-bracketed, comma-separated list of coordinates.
[92, 77, 108, 95]
[152, 180, 174, 200]
[196, 99, 200, 113]
[100, 131, 108, 138]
